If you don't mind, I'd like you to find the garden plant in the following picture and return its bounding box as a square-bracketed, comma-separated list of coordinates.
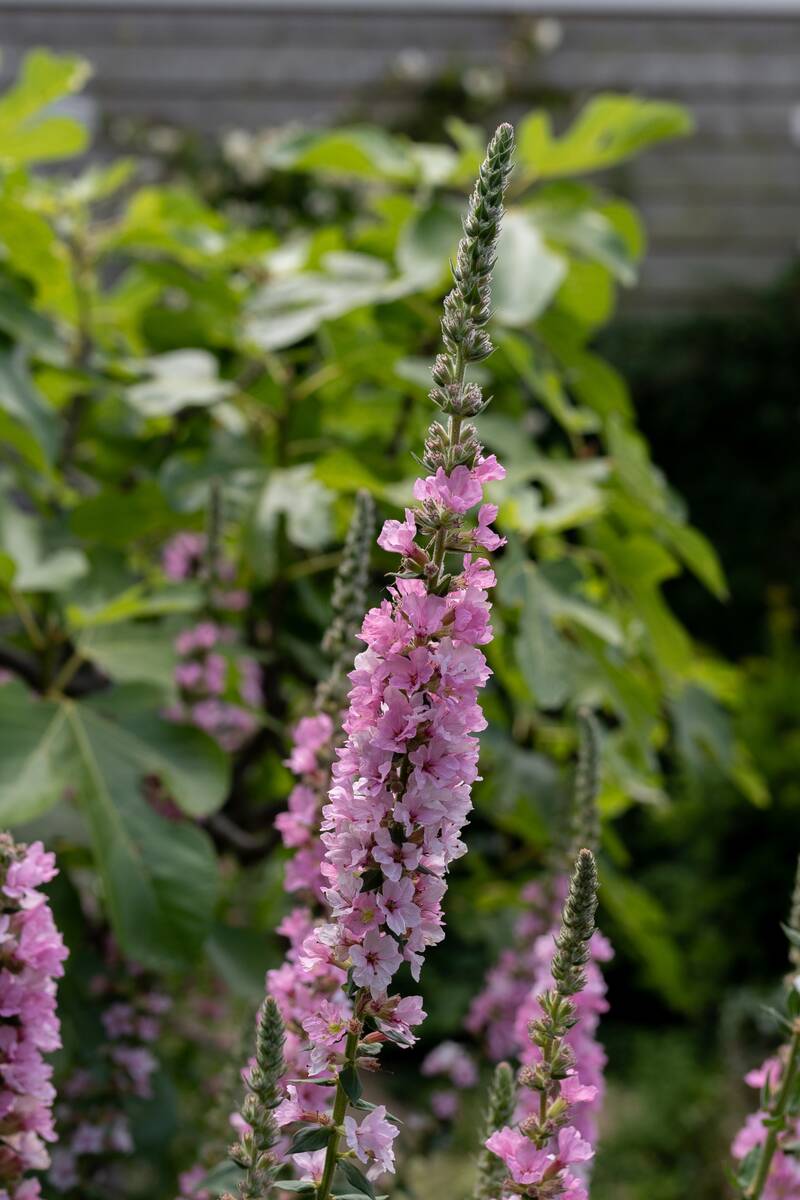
[0, 47, 795, 1200]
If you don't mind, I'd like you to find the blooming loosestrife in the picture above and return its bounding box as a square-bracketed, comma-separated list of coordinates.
[0, 836, 68, 1200]
[484, 850, 600, 1200]
[292, 123, 514, 1200]
[162, 531, 261, 752]
[731, 854, 800, 1200]
[49, 945, 170, 1195]
[470, 712, 611, 1153]
[266, 493, 375, 1133]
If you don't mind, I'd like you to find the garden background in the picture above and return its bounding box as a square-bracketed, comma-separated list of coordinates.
[0, 2, 798, 1198]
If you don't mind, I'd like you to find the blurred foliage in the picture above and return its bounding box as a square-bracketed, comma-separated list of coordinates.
[603, 273, 800, 661]
[0, 46, 789, 1199]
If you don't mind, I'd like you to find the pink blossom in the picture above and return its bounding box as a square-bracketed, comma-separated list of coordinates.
[377, 878, 420, 936]
[473, 504, 506, 551]
[485, 1127, 551, 1186]
[294, 1151, 326, 1184]
[556, 1126, 594, 1166]
[350, 930, 403, 995]
[474, 454, 507, 484]
[413, 465, 483, 513]
[343, 1105, 398, 1177]
[301, 1000, 350, 1050]
[377, 509, 417, 556]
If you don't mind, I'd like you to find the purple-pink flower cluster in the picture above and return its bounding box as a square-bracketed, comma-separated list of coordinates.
[482, 849, 601, 1200]
[469, 869, 610, 1152]
[49, 946, 170, 1195]
[485, 1124, 594, 1200]
[162, 532, 261, 752]
[731, 1056, 800, 1198]
[467, 880, 565, 1062]
[295, 453, 504, 1092]
[421, 1039, 478, 1120]
[0, 836, 67, 1200]
[266, 711, 350, 1126]
[512, 926, 612, 1150]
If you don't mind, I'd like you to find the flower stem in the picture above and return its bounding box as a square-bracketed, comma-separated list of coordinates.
[316, 1025, 361, 1200]
[746, 1028, 800, 1200]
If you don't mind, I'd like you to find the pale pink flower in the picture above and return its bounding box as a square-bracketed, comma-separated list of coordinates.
[350, 930, 403, 995]
[343, 1105, 398, 1177]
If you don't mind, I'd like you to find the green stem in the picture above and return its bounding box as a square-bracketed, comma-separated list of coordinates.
[747, 1030, 800, 1200]
[7, 588, 46, 651]
[316, 1025, 361, 1200]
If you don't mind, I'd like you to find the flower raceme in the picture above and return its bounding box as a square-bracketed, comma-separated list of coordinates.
[469, 711, 611, 1154]
[484, 850, 601, 1200]
[290, 122, 515, 1198]
[263, 494, 374, 1127]
[0, 836, 68, 1200]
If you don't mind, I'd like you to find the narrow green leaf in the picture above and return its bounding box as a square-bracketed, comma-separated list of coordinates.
[288, 1124, 335, 1154]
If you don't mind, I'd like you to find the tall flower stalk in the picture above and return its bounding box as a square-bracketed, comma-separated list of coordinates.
[0, 836, 68, 1200]
[286, 123, 514, 1200]
[225, 999, 286, 1200]
[266, 491, 374, 1134]
[468, 710, 611, 1154]
[732, 853, 800, 1200]
[474, 1062, 517, 1200]
[484, 850, 600, 1200]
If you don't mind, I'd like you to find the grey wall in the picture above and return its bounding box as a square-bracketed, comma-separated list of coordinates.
[1, 3, 798, 314]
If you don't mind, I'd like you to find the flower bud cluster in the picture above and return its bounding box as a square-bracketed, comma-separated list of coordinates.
[484, 851, 600, 1200]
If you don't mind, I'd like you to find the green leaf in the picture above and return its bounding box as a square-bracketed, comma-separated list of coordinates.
[69, 481, 182, 547]
[126, 350, 235, 417]
[661, 519, 728, 601]
[529, 193, 637, 285]
[254, 465, 333, 556]
[396, 201, 461, 285]
[199, 1160, 245, 1196]
[288, 1124, 335, 1154]
[601, 863, 692, 1013]
[336, 1160, 376, 1199]
[0, 682, 70, 824]
[0, 501, 87, 592]
[514, 565, 574, 709]
[492, 210, 566, 327]
[264, 126, 416, 181]
[206, 922, 274, 1002]
[274, 1183, 316, 1195]
[0, 279, 63, 357]
[76, 622, 178, 691]
[339, 1064, 363, 1105]
[66, 583, 203, 630]
[78, 684, 229, 818]
[65, 695, 219, 968]
[517, 94, 692, 179]
[0, 50, 91, 164]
